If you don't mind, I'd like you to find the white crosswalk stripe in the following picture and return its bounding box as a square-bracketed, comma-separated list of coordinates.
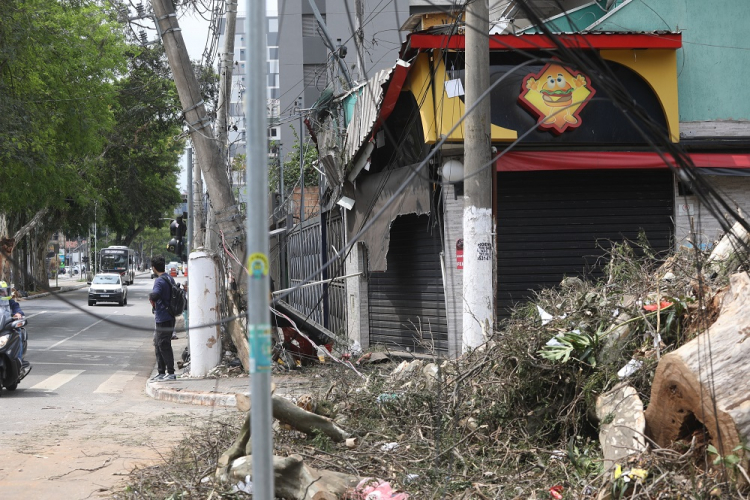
[94, 370, 137, 393]
[29, 369, 85, 391]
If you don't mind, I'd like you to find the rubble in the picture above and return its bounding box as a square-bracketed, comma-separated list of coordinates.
[120, 233, 750, 499]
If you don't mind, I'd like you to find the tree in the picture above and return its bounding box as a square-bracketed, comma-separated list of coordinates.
[93, 44, 185, 247]
[268, 127, 320, 194]
[0, 0, 129, 286]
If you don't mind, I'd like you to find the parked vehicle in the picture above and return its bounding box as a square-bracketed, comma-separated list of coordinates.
[0, 309, 30, 393]
[88, 273, 128, 306]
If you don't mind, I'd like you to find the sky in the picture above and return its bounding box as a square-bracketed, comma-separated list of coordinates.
[176, 1, 278, 191]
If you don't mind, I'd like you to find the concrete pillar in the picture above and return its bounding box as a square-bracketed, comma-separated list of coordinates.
[188, 250, 222, 376]
[345, 242, 369, 350]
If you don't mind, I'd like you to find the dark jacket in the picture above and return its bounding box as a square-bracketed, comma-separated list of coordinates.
[7, 299, 23, 317]
[149, 274, 175, 323]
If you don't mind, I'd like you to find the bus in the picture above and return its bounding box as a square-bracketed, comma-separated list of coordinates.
[99, 246, 136, 285]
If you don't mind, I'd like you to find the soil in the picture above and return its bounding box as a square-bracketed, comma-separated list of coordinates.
[0, 386, 236, 499]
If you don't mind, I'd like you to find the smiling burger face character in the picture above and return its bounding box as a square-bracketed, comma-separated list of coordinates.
[519, 62, 595, 133]
[540, 72, 573, 107]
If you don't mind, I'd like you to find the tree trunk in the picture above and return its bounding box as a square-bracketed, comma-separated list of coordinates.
[645, 272, 750, 472]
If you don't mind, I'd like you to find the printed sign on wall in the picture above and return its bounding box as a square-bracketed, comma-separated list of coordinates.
[519, 62, 596, 134]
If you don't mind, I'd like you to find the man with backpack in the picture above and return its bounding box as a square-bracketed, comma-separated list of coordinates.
[148, 255, 177, 381]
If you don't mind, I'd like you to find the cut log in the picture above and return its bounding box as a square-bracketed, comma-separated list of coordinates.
[217, 395, 352, 481]
[272, 394, 351, 442]
[595, 383, 646, 472]
[645, 272, 750, 471]
[706, 220, 750, 276]
[227, 453, 360, 500]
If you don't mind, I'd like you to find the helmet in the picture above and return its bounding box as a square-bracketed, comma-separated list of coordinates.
[0, 281, 11, 300]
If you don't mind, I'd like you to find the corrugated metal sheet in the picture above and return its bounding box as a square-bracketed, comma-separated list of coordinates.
[343, 67, 393, 169]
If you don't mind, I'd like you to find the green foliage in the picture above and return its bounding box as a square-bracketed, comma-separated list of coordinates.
[94, 44, 184, 246]
[0, 0, 128, 211]
[268, 127, 320, 193]
[539, 326, 603, 366]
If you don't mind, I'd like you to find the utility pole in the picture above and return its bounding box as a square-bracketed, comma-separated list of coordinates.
[245, 0, 274, 498]
[307, 0, 353, 90]
[150, 0, 244, 280]
[463, 0, 494, 351]
[298, 98, 305, 223]
[216, 0, 238, 161]
[192, 146, 205, 248]
[354, 0, 365, 80]
[187, 146, 194, 258]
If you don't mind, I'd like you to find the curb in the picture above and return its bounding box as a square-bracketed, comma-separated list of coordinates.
[145, 381, 241, 408]
[21, 283, 89, 300]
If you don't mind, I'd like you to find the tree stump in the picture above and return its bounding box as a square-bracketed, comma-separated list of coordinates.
[645, 272, 750, 470]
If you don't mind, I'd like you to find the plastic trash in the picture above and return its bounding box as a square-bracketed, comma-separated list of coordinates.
[617, 359, 643, 379]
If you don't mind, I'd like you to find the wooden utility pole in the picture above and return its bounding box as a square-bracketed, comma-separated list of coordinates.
[463, 0, 494, 351]
[150, 0, 243, 277]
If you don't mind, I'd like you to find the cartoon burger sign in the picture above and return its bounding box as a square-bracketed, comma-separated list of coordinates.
[518, 62, 595, 134]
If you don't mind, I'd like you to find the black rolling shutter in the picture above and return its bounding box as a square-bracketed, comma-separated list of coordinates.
[369, 214, 448, 354]
[496, 169, 673, 317]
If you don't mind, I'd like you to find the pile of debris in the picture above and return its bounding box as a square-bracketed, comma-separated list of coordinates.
[121, 226, 750, 499]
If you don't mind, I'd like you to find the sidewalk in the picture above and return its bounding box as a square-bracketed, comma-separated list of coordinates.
[145, 333, 319, 409]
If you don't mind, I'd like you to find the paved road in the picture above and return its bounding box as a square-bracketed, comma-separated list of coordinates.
[0, 273, 221, 500]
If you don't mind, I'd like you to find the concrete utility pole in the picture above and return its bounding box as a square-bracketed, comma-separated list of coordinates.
[245, 0, 274, 498]
[216, 0, 238, 160]
[463, 0, 494, 351]
[354, 0, 366, 80]
[298, 98, 305, 223]
[150, 0, 243, 280]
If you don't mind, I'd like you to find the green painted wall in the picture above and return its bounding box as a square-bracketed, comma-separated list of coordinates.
[593, 0, 750, 122]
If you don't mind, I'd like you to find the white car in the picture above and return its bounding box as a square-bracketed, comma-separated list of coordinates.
[88, 273, 127, 306]
[166, 261, 180, 276]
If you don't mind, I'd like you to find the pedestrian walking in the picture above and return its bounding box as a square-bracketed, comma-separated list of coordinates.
[148, 256, 176, 381]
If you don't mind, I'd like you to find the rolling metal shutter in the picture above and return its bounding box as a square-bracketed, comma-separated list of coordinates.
[496, 169, 674, 317]
[369, 214, 448, 354]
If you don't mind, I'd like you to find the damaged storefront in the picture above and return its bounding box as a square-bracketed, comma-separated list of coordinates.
[312, 27, 750, 358]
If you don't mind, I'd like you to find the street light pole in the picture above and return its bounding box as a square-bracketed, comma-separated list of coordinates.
[245, 1, 274, 498]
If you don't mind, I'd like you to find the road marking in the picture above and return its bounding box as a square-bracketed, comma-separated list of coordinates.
[24, 311, 47, 319]
[30, 369, 85, 391]
[94, 370, 138, 393]
[43, 317, 108, 351]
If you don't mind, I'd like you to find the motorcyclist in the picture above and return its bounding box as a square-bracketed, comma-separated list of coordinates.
[0, 281, 27, 374]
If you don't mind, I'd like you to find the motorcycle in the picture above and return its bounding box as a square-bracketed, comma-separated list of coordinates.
[0, 308, 30, 393]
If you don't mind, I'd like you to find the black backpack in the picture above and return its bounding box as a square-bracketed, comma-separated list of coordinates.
[160, 275, 186, 317]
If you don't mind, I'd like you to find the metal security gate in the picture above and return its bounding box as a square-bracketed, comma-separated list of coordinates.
[368, 213, 448, 354]
[285, 207, 347, 338]
[496, 169, 674, 317]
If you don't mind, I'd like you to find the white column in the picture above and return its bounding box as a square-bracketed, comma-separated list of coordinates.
[188, 250, 221, 376]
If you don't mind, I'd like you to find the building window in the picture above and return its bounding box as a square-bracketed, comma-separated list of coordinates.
[267, 32, 278, 46]
[268, 127, 280, 140]
[239, 49, 245, 61]
[268, 17, 278, 33]
[268, 47, 278, 60]
[303, 63, 327, 88]
[267, 74, 279, 88]
[302, 14, 324, 37]
[268, 60, 279, 73]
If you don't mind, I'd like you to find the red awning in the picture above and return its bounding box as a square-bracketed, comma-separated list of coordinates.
[373, 60, 411, 133]
[408, 32, 682, 51]
[495, 152, 750, 171]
